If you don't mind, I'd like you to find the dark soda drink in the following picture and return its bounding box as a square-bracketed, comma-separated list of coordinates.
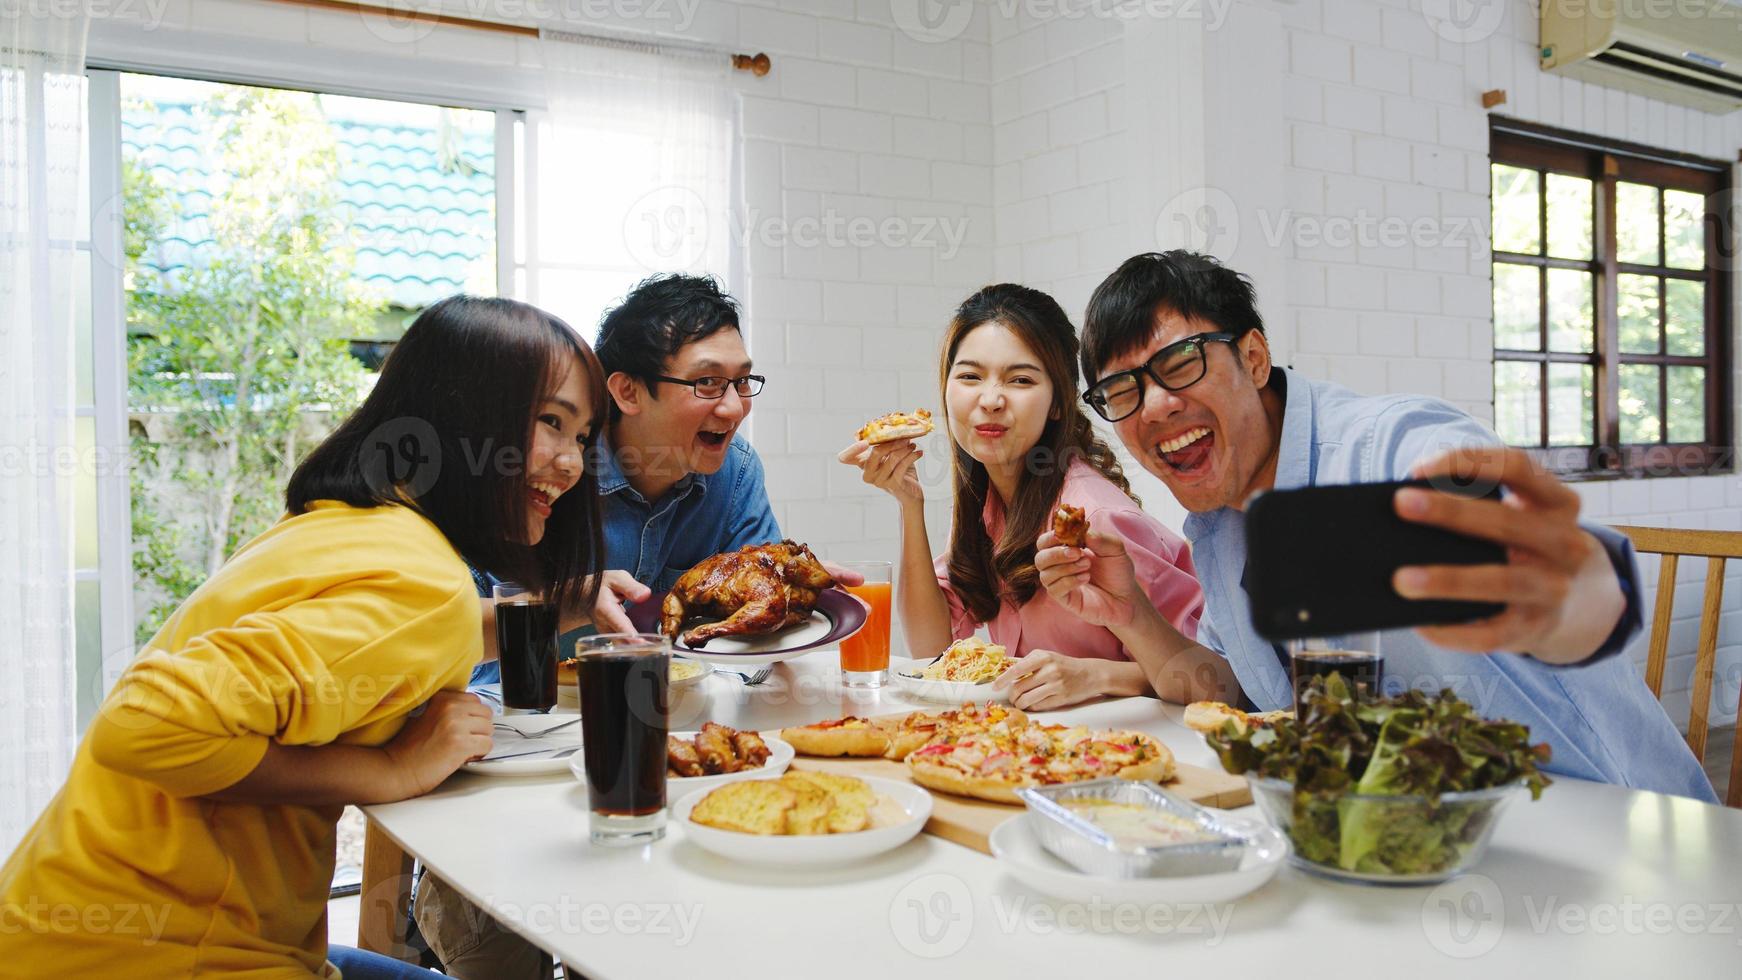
[577, 643, 670, 835]
[495, 599, 558, 712]
[1291, 650, 1383, 708]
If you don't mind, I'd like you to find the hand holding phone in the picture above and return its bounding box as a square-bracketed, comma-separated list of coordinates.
[1389, 446, 1626, 663]
[1245, 478, 1505, 641]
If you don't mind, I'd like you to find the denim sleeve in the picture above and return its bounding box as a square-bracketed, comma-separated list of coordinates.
[720, 446, 783, 551]
[1574, 522, 1643, 666]
[1367, 402, 1641, 667]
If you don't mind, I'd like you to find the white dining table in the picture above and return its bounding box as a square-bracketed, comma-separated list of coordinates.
[359, 655, 1742, 978]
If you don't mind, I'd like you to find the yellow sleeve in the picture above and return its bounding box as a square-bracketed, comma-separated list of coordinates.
[85, 577, 479, 798]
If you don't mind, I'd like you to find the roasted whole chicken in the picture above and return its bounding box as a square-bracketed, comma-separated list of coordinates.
[660, 540, 836, 646]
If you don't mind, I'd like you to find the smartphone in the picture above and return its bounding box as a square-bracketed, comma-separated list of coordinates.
[1244, 479, 1506, 641]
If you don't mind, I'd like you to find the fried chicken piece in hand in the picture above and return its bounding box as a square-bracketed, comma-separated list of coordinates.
[1052, 503, 1088, 548]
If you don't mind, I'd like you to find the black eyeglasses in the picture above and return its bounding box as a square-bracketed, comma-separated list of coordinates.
[651, 374, 766, 399]
[1082, 332, 1238, 422]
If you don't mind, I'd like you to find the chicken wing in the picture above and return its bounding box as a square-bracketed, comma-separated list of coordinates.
[694, 723, 739, 774]
[667, 736, 705, 777]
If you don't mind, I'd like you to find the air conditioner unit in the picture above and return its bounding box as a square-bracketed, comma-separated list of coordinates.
[1541, 0, 1742, 113]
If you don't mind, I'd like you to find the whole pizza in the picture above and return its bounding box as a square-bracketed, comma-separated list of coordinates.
[782, 702, 1175, 805]
[906, 716, 1175, 804]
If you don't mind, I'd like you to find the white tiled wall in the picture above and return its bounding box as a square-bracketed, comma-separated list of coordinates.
[101, 0, 1741, 718]
[1258, 0, 1742, 731]
[980, 0, 1740, 728]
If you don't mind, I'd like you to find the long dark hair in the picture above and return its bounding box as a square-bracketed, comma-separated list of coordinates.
[287, 295, 607, 614]
[942, 284, 1134, 623]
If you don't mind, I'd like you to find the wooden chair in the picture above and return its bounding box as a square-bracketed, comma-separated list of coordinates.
[1614, 526, 1742, 807]
[357, 817, 558, 976]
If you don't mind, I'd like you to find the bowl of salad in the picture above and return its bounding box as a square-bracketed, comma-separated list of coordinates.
[1207, 675, 1552, 885]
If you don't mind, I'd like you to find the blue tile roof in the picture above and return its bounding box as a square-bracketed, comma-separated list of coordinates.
[122, 89, 496, 311]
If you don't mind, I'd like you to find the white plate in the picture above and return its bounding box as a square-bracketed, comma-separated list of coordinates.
[558, 656, 713, 707]
[674, 775, 933, 866]
[987, 813, 1289, 904]
[464, 715, 586, 776]
[568, 734, 796, 805]
[671, 614, 832, 666]
[890, 656, 1011, 703]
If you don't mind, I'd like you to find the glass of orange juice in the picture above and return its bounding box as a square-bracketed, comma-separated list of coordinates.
[838, 560, 892, 688]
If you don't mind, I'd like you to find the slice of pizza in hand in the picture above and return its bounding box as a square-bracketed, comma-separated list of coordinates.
[858, 408, 934, 445]
[1052, 503, 1088, 548]
[1182, 701, 1293, 735]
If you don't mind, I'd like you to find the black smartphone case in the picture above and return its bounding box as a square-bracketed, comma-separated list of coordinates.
[1244, 479, 1507, 641]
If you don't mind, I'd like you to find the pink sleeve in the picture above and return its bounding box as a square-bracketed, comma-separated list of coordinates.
[1096, 507, 1204, 639]
[932, 552, 981, 641]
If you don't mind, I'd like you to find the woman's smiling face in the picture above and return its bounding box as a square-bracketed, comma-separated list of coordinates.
[944, 321, 1056, 476]
[524, 353, 594, 545]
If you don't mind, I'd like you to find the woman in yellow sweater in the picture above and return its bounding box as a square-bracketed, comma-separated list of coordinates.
[0, 296, 608, 978]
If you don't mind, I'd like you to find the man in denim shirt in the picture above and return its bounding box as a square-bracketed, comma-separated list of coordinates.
[1037, 250, 1714, 802]
[589, 274, 784, 593]
[468, 274, 786, 687]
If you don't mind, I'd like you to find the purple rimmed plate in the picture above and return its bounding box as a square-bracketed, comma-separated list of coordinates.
[627, 588, 868, 665]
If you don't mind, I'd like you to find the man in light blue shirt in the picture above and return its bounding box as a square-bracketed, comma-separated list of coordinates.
[1036, 250, 1714, 802]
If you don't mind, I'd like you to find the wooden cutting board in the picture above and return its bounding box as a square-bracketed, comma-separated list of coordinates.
[780, 752, 1251, 857]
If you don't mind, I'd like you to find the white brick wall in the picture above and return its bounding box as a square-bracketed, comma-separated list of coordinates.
[100, 0, 1742, 717]
[979, 0, 1740, 731]
[1258, 0, 1742, 729]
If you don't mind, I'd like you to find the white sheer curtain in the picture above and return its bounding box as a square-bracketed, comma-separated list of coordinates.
[0, 12, 89, 851]
[524, 36, 740, 342]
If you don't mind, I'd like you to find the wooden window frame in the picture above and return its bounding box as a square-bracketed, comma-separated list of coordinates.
[1490, 117, 1733, 480]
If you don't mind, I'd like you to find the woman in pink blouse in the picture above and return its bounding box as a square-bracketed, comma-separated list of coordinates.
[838, 284, 1204, 710]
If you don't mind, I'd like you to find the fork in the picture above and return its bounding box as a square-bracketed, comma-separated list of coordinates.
[729, 667, 774, 686]
[492, 717, 581, 739]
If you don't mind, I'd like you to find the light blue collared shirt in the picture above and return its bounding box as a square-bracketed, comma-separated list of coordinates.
[1184, 368, 1716, 802]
